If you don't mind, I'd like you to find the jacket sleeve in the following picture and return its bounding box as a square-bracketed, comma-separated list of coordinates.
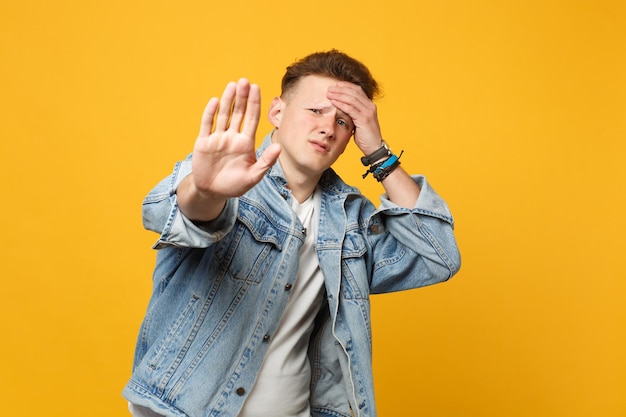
[368, 174, 461, 293]
[142, 155, 238, 249]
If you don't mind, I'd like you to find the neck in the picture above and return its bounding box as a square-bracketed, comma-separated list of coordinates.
[270, 130, 323, 203]
[276, 157, 321, 203]
[286, 174, 320, 204]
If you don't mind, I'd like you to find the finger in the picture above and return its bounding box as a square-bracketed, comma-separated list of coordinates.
[332, 81, 366, 95]
[228, 78, 251, 131]
[329, 97, 366, 128]
[327, 98, 364, 123]
[214, 81, 237, 132]
[250, 142, 281, 181]
[198, 97, 219, 137]
[241, 83, 261, 139]
[327, 87, 368, 112]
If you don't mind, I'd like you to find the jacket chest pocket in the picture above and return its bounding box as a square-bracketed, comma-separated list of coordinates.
[214, 211, 285, 284]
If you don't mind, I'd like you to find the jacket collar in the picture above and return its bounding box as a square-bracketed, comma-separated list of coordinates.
[256, 131, 361, 198]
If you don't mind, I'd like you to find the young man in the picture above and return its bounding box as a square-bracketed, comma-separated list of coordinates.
[123, 50, 460, 417]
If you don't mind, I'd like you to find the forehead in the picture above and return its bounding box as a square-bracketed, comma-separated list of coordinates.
[284, 75, 338, 102]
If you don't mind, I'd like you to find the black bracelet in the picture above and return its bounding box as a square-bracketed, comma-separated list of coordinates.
[362, 159, 386, 178]
[373, 159, 400, 182]
[373, 150, 404, 182]
[360, 142, 391, 166]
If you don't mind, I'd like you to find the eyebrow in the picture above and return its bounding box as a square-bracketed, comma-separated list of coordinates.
[308, 103, 352, 119]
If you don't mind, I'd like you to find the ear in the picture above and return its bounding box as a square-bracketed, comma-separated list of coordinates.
[268, 97, 283, 128]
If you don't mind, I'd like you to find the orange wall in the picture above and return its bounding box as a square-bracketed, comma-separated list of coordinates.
[1, 1, 624, 416]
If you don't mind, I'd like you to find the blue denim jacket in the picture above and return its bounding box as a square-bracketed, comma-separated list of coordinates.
[123, 134, 461, 417]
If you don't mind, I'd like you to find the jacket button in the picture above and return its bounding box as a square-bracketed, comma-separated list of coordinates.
[263, 334, 270, 342]
[236, 387, 246, 396]
[284, 283, 292, 291]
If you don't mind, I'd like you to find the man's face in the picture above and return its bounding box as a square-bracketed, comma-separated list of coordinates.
[269, 75, 355, 180]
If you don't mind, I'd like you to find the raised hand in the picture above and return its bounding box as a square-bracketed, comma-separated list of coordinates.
[178, 78, 281, 221]
[327, 81, 421, 206]
[326, 81, 384, 156]
[192, 78, 281, 198]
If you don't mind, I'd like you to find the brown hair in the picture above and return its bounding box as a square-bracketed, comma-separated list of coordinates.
[281, 50, 381, 100]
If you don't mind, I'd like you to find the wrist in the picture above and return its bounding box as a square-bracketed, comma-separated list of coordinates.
[360, 142, 391, 166]
[372, 151, 403, 182]
[361, 148, 404, 182]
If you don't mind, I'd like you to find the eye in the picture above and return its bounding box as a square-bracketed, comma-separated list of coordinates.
[336, 118, 353, 130]
[309, 108, 321, 114]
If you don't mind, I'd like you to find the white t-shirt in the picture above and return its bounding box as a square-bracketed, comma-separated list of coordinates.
[130, 188, 324, 417]
[238, 187, 325, 417]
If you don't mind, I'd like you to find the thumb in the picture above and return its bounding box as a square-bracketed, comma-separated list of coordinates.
[251, 143, 281, 179]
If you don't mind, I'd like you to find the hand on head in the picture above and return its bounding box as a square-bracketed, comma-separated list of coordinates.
[326, 81, 384, 156]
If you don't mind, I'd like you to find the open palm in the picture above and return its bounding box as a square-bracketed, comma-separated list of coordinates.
[191, 79, 281, 199]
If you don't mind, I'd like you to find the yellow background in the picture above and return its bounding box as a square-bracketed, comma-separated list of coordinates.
[1, 1, 624, 416]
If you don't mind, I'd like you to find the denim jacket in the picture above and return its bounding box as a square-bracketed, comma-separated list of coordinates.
[123, 133, 461, 417]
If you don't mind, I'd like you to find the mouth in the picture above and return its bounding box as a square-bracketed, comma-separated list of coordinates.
[309, 139, 330, 153]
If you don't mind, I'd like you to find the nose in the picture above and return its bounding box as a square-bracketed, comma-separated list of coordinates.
[319, 112, 336, 139]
